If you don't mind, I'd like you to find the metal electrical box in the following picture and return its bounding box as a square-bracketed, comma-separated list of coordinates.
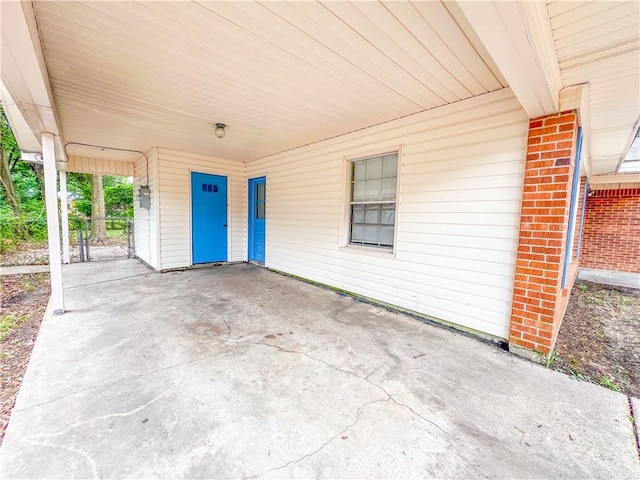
[138, 185, 151, 209]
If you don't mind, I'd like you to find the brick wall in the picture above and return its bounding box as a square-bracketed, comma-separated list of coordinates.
[579, 188, 640, 273]
[509, 111, 579, 356]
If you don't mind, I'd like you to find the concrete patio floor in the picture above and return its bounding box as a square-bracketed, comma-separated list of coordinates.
[0, 259, 638, 479]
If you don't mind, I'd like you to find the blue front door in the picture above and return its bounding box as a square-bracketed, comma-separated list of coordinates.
[248, 177, 266, 263]
[191, 172, 227, 264]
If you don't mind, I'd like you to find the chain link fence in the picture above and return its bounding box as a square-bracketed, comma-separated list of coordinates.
[71, 217, 134, 262]
[0, 216, 134, 266]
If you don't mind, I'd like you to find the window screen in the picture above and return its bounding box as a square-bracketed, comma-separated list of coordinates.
[349, 153, 397, 248]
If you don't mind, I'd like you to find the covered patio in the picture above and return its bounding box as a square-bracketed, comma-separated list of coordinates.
[0, 259, 636, 478]
[2, 0, 639, 360]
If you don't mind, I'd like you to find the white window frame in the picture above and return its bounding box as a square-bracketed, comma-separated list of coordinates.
[340, 145, 402, 256]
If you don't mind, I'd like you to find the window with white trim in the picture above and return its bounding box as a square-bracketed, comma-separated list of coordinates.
[349, 153, 398, 249]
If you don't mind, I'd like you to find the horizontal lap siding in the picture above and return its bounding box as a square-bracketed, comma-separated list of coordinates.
[247, 89, 528, 339]
[133, 148, 159, 269]
[67, 156, 135, 176]
[157, 149, 245, 270]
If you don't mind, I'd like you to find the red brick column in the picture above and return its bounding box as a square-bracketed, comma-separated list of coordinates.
[509, 111, 579, 358]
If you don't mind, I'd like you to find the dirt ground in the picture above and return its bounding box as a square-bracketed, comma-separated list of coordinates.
[553, 280, 640, 397]
[0, 273, 50, 446]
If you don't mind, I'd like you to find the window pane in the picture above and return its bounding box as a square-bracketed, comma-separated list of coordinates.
[256, 183, 265, 201]
[365, 179, 382, 201]
[364, 204, 380, 224]
[381, 204, 395, 225]
[366, 157, 382, 180]
[257, 202, 265, 219]
[349, 153, 398, 249]
[381, 178, 396, 201]
[380, 226, 394, 246]
[352, 204, 365, 223]
[351, 224, 364, 243]
[383, 155, 397, 178]
[353, 181, 365, 202]
[363, 225, 379, 244]
[354, 161, 366, 181]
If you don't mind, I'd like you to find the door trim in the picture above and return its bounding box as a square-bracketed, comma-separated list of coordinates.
[248, 176, 266, 264]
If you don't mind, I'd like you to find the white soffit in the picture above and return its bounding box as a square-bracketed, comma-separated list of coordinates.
[31, 1, 506, 162]
[547, 0, 640, 175]
[452, 0, 563, 119]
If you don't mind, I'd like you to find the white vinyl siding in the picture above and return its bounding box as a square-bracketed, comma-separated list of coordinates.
[246, 89, 528, 339]
[133, 148, 160, 269]
[66, 156, 135, 177]
[156, 149, 246, 270]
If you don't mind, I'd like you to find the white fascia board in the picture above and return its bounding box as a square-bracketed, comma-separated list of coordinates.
[560, 84, 591, 178]
[0, 1, 65, 161]
[455, 1, 562, 119]
[590, 173, 640, 185]
[0, 81, 41, 153]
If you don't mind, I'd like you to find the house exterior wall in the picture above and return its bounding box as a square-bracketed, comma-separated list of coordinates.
[133, 148, 160, 269]
[580, 188, 640, 273]
[246, 89, 529, 339]
[155, 148, 246, 270]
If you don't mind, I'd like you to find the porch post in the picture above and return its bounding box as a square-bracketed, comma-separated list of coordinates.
[509, 111, 579, 359]
[42, 132, 64, 314]
[59, 169, 70, 264]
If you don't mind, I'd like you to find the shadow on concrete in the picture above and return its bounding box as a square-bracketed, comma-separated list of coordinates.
[0, 259, 637, 478]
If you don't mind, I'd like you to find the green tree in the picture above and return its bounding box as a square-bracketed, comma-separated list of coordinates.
[0, 105, 22, 213]
[104, 182, 134, 217]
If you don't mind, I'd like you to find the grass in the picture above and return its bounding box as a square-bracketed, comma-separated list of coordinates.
[106, 229, 126, 239]
[599, 375, 621, 392]
[0, 313, 28, 342]
[544, 350, 557, 368]
[22, 273, 46, 293]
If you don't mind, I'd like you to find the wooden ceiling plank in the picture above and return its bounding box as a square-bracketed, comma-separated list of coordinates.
[322, 0, 456, 104]
[290, 1, 440, 109]
[349, 0, 470, 101]
[382, 1, 486, 96]
[423, 1, 506, 91]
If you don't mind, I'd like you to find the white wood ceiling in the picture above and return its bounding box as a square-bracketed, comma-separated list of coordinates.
[33, 1, 507, 162]
[547, 0, 640, 175]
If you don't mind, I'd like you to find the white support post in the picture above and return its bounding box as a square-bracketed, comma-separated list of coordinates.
[59, 169, 70, 264]
[42, 132, 64, 314]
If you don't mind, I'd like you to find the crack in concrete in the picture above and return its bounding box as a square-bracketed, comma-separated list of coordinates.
[365, 360, 388, 380]
[22, 438, 100, 479]
[247, 398, 389, 479]
[222, 316, 232, 343]
[16, 391, 171, 480]
[15, 351, 229, 413]
[65, 272, 156, 290]
[387, 396, 488, 479]
[255, 341, 390, 397]
[22, 391, 169, 440]
[252, 341, 489, 479]
[627, 395, 640, 456]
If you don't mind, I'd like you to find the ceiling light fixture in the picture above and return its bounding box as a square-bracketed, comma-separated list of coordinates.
[214, 123, 226, 139]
